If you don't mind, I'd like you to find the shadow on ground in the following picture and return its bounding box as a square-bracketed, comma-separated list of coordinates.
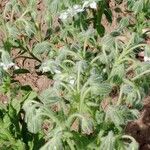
[125, 97, 150, 150]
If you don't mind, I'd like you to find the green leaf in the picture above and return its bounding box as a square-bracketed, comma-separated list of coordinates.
[112, 64, 125, 78]
[95, 110, 105, 124]
[101, 34, 115, 50]
[105, 106, 139, 128]
[91, 82, 112, 96]
[33, 41, 51, 57]
[6, 23, 19, 39]
[40, 131, 63, 150]
[118, 17, 129, 31]
[110, 64, 125, 84]
[97, 23, 105, 37]
[39, 60, 60, 73]
[39, 87, 61, 104]
[3, 114, 11, 127]
[104, 8, 112, 23]
[23, 91, 37, 102]
[132, 0, 143, 14]
[40, 138, 63, 150]
[74, 60, 88, 73]
[81, 116, 94, 134]
[11, 99, 21, 114]
[100, 131, 116, 150]
[18, 19, 36, 37]
[23, 101, 43, 133]
[144, 45, 150, 58]
[122, 135, 139, 150]
[1, 50, 12, 65]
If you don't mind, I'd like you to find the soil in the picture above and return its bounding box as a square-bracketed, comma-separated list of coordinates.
[125, 97, 150, 150]
[0, 0, 150, 149]
[0, 0, 52, 93]
[103, 0, 134, 35]
[11, 49, 52, 92]
[0, 0, 52, 107]
[0, 93, 8, 104]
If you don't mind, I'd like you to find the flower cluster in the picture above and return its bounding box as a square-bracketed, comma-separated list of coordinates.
[144, 56, 150, 62]
[0, 62, 19, 71]
[59, 0, 97, 21]
[59, 5, 84, 20]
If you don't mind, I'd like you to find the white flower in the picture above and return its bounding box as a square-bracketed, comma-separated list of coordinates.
[59, 4, 84, 21]
[89, 2, 97, 9]
[40, 64, 50, 72]
[103, 68, 106, 73]
[144, 56, 150, 62]
[73, 5, 80, 9]
[83, 1, 97, 9]
[54, 69, 61, 74]
[0, 62, 19, 71]
[14, 65, 19, 70]
[59, 12, 68, 20]
[69, 79, 75, 85]
[73, 5, 84, 13]
[82, 1, 89, 8]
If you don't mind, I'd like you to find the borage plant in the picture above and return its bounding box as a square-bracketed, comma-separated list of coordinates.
[0, 0, 149, 149]
[23, 32, 144, 149]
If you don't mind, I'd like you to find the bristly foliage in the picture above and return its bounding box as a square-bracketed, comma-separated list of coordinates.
[0, 0, 149, 149]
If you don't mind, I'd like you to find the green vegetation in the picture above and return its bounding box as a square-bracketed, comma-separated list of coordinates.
[0, 0, 150, 149]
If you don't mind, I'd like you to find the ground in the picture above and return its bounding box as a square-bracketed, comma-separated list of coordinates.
[126, 97, 150, 150]
[0, 0, 150, 149]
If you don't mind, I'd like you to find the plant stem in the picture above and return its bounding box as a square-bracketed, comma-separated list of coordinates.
[132, 69, 150, 81]
[96, 1, 105, 36]
[117, 84, 123, 105]
[118, 44, 146, 62]
[83, 38, 87, 58]
[90, 55, 101, 64]
[79, 87, 91, 112]
[21, 45, 41, 62]
[77, 67, 80, 93]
